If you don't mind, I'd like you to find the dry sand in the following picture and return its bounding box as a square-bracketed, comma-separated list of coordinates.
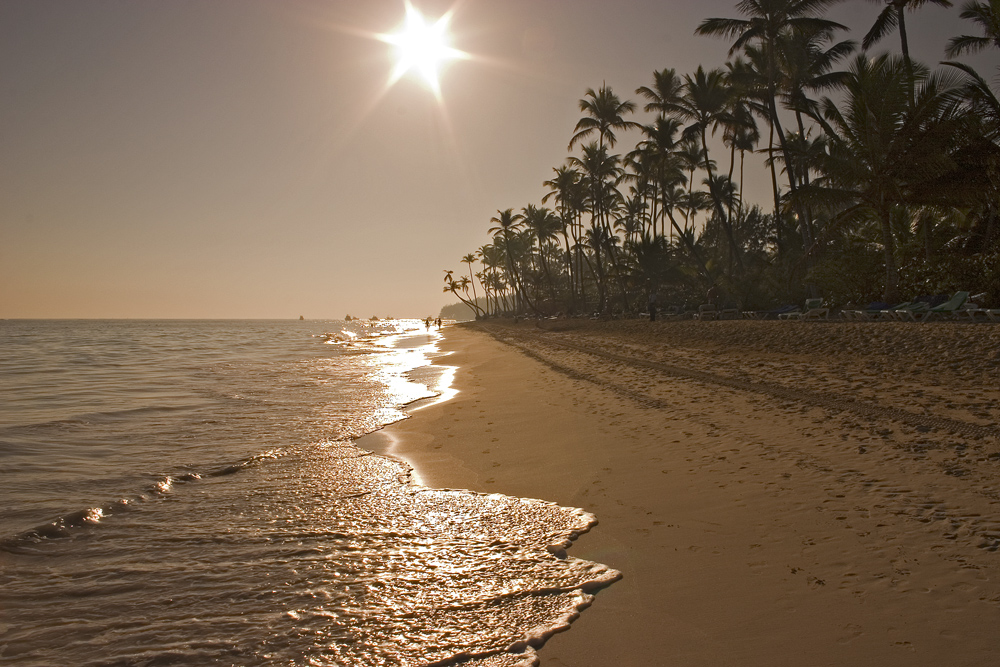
[359, 319, 1000, 666]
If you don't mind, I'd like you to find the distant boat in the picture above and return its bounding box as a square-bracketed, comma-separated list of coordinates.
[299, 315, 305, 320]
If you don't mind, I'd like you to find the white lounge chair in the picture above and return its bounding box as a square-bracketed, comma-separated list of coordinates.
[694, 303, 718, 321]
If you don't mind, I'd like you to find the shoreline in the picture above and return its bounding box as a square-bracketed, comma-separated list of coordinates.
[360, 319, 1000, 666]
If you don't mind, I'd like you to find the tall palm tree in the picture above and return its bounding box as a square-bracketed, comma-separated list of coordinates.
[663, 66, 744, 268]
[862, 0, 953, 101]
[569, 142, 631, 311]
[443, 270, 483, 318]
[478, 243, 508, 314]
[697, 0, 847, 221]
[940, 60, 1000, 248]
[778, 26, 855, 248]
[615, 194, 648, 246]
[718, 71, 760, 223]
[461, 253, 480, 316]
[946, 0, 1000, 56]
[488, 208, 529, 313]
[675, 135, 709, 229]
[778, 26, 855, 130]
[522, 204, 562, 299]
[542, 165, 584, 303]
[627, 117, 684, 232]
[799, 53, 965, 301]
[568, 84, 642, 150]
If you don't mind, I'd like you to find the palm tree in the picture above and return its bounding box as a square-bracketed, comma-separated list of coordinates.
[946, 0, 1000, 56]
[488, 208, 529, 313]
[778, 26, 854, 130]
[636, 68, 685, 118]
[697, 0, 848, 224]
[719, 76, 760, 223]
[799, 53, 965, 301]
[522, 204, 562, 299]
[542, 165, 584, 303]
[940, 60, 1000, 248]
[461, 253, 480, 316]
[778, 26, 855, 248]
[627, 117, 685, 233]
[615, 194, 648, 245]
[568, 84, 642, 150]
[569, 142, 632, 311]
[663, 66, 744, 269]
[862, 0, 953, 102]
[443, 270, 483, 318]
[674, 135, 708, 229]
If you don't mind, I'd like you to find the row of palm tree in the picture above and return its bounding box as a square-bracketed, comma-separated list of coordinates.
[445, 0, 1000, 318]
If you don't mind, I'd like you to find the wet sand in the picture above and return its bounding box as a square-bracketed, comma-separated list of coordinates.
[360, 319, 1000, 666]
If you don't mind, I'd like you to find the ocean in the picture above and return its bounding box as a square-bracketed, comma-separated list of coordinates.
[0, 319, 618, 667]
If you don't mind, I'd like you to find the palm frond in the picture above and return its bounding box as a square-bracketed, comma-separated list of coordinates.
[862, 6, 898, 51]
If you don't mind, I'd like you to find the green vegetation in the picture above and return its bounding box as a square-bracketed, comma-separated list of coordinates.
[444, 0, 1000, 317]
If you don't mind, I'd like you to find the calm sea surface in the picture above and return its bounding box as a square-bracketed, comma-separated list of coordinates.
[0, 320, 617, 666]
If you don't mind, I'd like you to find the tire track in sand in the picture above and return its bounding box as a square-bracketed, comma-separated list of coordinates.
[487, 328, 1000, 441]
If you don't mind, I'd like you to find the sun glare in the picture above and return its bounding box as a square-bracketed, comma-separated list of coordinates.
[381, 3, 466, 95]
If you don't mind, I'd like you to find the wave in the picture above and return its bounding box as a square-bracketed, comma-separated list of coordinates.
[0, 449, 284, 552]
[0, 403, 209, 436]
[1, 442, 621, 667]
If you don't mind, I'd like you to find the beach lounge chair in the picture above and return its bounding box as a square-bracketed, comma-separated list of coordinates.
[772, 305, 799, 319]
[881, 299, 932, 321]
[719, 304, 741, 320]
[917, 291, 969, 321]
[782, 298, 827, 321]
[842, 302, 893, 321]
[876, 302, 910, 320]
[894, 302, 931, 321]
[801, 298, 829, 321]
[955, 294, 990, 321]
[694, 303, 718, 321]
[777, 305, 802, 320]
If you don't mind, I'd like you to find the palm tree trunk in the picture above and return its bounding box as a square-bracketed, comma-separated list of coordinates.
[466, 265, 480, 317]
[767, 118, 783, 253]
[700, 128, 743, 270]
[880, 202, 901, 303]
[897, 3, 916, 106]
[727, 141, 737, 224]
[739, 148, 746, 223]
[666, 208, 711, 278]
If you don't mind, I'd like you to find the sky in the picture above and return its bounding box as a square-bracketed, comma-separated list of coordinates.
[1, 0, 996, 319]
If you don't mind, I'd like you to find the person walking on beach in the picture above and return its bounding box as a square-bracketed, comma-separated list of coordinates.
[647, 289, 658, 322]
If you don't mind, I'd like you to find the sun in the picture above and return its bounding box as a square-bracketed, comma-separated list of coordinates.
[380, 3, 466, 94]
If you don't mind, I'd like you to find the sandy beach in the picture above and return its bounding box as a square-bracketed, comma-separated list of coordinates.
[360, 319, 1000, 666]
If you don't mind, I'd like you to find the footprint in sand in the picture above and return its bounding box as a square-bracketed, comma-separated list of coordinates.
[837, 624, 864, 644]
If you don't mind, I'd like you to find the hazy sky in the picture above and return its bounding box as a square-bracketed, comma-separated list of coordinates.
[1, 0, 995, 319]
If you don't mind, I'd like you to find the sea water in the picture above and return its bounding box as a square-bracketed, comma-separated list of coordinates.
[0, 320, 618, 666]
